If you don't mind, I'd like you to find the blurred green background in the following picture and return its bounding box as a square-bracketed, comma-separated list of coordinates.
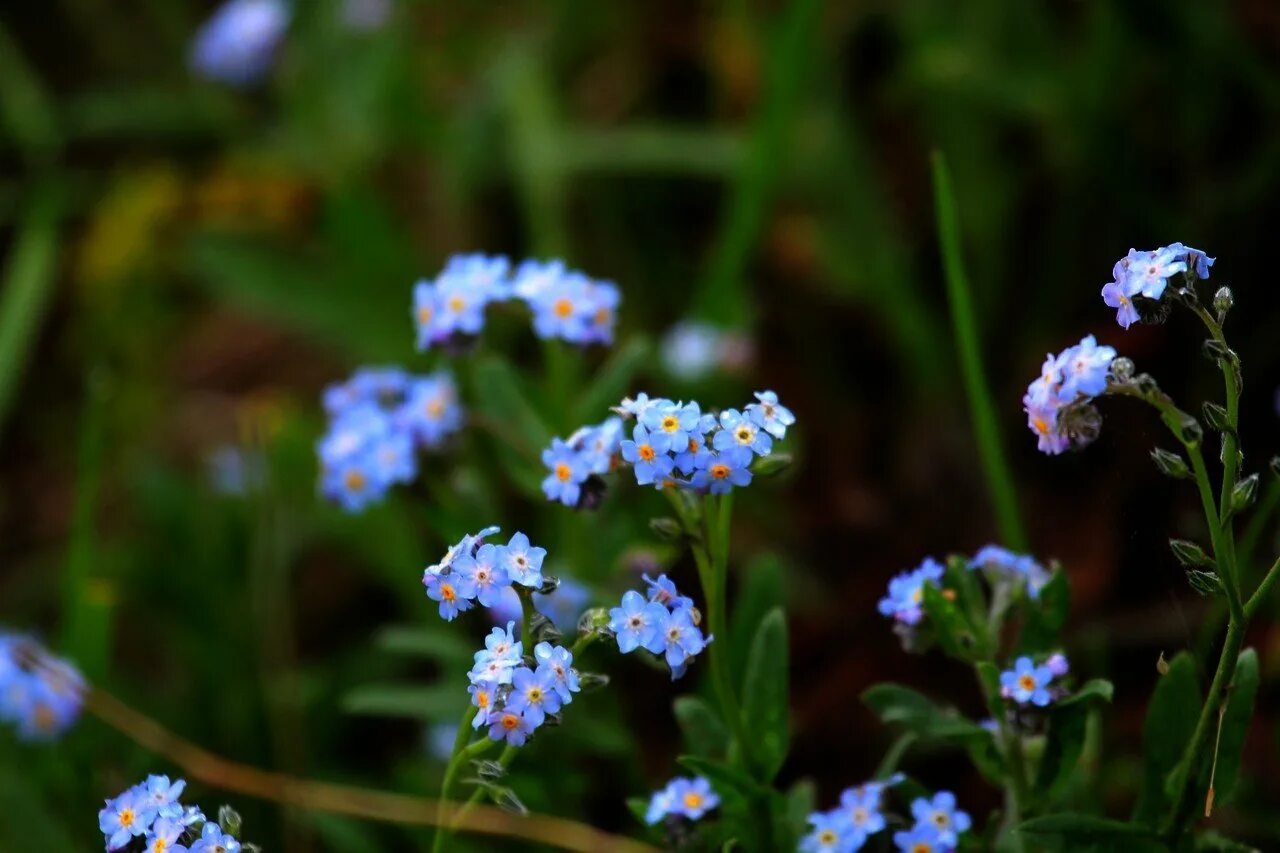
[3, 0, 1280, 849]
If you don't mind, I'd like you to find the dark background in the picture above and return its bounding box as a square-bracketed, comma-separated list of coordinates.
[2, 1, 1279, 849]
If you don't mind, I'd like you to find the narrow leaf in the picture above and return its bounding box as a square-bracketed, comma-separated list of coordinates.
[742, 608, 790, 781]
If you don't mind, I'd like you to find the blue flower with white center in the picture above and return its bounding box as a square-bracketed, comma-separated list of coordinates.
[487, 706, 536, 746]
[454, 546, 509, 608]
[659, 607, 710, 679]
[1001, 656, 1055, 706]
[614, 393, 668, 421]
[190, 822, 242, 853]
[801, 810, 863, 853]
[1057, 335, 1116, 400]
[620, 424, 674, 485]
[533, 643, 580, 703]
[877, 558, 944, 626]
[910, 791, 970, 847]
[609, 591, 670, 654]
[499, 532, 546, 588]
[145, 817, 185, 853]
[1120, 245, 1188, 300]
[142, 776, 186, 820]
[746, 390, 795, 440]
[397, 372, 463, 449]
[837, 791, 884, 838]
[534, 577, 591, 633]
[666, 777, 720, 820]
[99, 786, 154, 850]
[475, 621, 522, 667]
[713, 408, 773, 456]
[542, 438, 589, 506]
[892, 823, 947, 853]
[640, 400, 702, 454]
[467, 680, 498, 730]
[507, 665, 562, 727]
[190, 0, 289, 87]
[423, 572, 476, 622]
[691, 446, 754, 494]
[643, 573, 695, 612]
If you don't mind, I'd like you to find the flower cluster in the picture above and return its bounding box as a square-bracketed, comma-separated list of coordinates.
[969, 545, 1051, 599]
[190, 0, 289, 87]
[644, 776, 720, 825]
[1000, 653, 1071, 707]
[98, 775, 244, 852]
[422, 527, 546, 621]
[608, 574, 710, 680]
[466, 623, 580, 746]
[318, 367, 462, 511]
[660, 321, 754, 380]
[1101, 243, 1214, 329]
[414, 255, 621, 350]
[1022, 334, 1116, 455]
[541, 417, 624, 507]
[542, 390, 794, 507]
[801, 775, 901, 853]
[877, 558, 944, 626]
[0, 634, 84, 741]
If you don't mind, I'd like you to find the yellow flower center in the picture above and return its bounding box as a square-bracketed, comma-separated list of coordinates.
[819, 830, 837, 844]
[1032, 417, 1050, 436]
[120, 809, 136, 827]
[440, 583, 456, 602]
[344, 470, 366, 491]
[417, 305, 433, 324]
[426, 399, 445, 419]
[710, 463, 730, 479]
[1019, 674, 1036, 692]
[661, 416, 679, 432]
[683, 792, 703, 810]
[476, 690, 490, 709]
[553, 298, 574, 318]
[913, 845, 932, 853]
[502, 713, 520, 730]
[528, 688, 543, 703]
[736, 427, 752, 443]
[639, 444, 656, 462]
[448, 295, 466, 312]
[555, 463, 572, 482]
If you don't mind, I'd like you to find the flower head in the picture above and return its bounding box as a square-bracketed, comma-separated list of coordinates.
[507, 666, 562, 727]
[910, 791, 970, 847]
[190, 822, 242, 853]
[608, 591, 669, 654]
[1000, 656, 1054, 706]
[691, 445, 754, 494]
[541, 438, 590, 506]
[645, 776, 719, 824]
[877, 558, 944, 626]
[620, 424, 674, 486]
[0, 635, 85, 741]
[99, 786, 154, 850]
[713, 408, 773, 456]
[423, 572, 476, 621]
[801, 810, 864, 853]
[533, 643, 580, 703]
[1022, 336, 1116, 455]
[747, 390, 796, 440]
[487, 706, 536, 746]
[892, 823, 947, 853]
[499, 532, 547, 589]
[190, 0, 289, 86]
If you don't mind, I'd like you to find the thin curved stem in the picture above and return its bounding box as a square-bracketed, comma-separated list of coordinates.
[79, 686, 656, 853]
[1245, 556, 1280, 620]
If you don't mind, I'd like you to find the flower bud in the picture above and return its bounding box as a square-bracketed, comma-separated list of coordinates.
[1150, 447, 1190, 480]
[577, 607, 612, 635]
[1109, 357, 1135, 382]
[751, 453, 793, 478]
[1178, 415, 1203, 447]
[577, 672, 611, 692]
[1169, 538, 1213, 567]
[472, 759, 507, 781]
[218, 807, 243, 839]
[1202, 402, 1230, 432]
[1185, 569, 1224, 597]
[1213, 286, 1234, 318]
[648, 517, 684, 542]
[1231, 473, 1260, 514]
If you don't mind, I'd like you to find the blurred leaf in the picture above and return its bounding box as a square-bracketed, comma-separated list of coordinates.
[472, 356, 553, 452]
[676, 756, 759, 802]
[1211, 648, 1259, 808]
[303, 814, 383, 853]
[1133, 652, 1201, 825]
[1017, 814, 1163, 851]
[560, 126, 744, 177]
[342, 683, 461, 720]
[1034, 703, 1088, 804]
[730, 553, 785, 687]
[741, 607, 789, 781]
[1018, 569, 1070, 655]
[674, 696, 729, 759]
[922, 583, 979, 662]
[570, 336, 651, 426]
[626, 796, 652, 827]
[1057, 679, 1115, 710]
[0, 761, 76, 850]
[373, 625, 473, 662]
[0, 23, 60, 161]
[862, 683, 990, 745]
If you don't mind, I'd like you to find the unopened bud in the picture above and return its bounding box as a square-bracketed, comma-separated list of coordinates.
[1109, 357, 1135, 382]
[649, 517, 684, 542]
[1169, 538, 1212, 567]
[1150, 447, 1190, 480]
[1213, 286, 1234, 318]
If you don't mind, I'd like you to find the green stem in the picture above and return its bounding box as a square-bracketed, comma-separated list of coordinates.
[517, 588, 535, 655]
[977, 668, 1027, 851]
[433, 706, 481, 853]
[931, 153, 1028, 552]
[1239, 477, 1280, 574]
[570, 631, 598, 659]
[452, 744, 518, 829]
[1245, 556, 1280, 620]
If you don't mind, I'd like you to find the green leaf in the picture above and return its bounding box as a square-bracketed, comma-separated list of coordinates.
[922, 582, 980, 661]
[570, 336, 651, 426]
[1056, 678, 1115, 709]
[781, 780, 817, 847]
[674, 696, 730, 759]
[741, 607, 790, 781]
[1211, 648, 1259, 808]
[373, 625, 473, 662]
[470, 356, 554, 494]
[341, 683, 462, 720]
[677, 756, 759, 802]
[862, 683, 990, 745]
[731, 553, 785, 686]
[626, 796, 651, 826]
[1018, 568, 1070, 654]
[1133, 652, 1201, 825]
[1018, 814, 1163, 851]
[944, 554, 988, 638]
[1034, 703, 1088, 804]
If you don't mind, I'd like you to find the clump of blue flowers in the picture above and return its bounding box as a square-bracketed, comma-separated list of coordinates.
[1101, 243, 1214, 329]
[801, 774, 903, 852]
[542, 390, 794, 507]
[1022, 334, 1117, 455]
[421, 526, 547, 621]
[659, 321, 754, 380]
[413, 254, 622, 351]
[0, 633, 84, 741]
[190, 0, 289, 87]
[98, 775, 248, 852]
[466, 623, 581, 746]
[643, 775, 720, 825]
[608, 574, 710, 680]
[969, 545, 1051, 599]
[317, 367, 462, 511]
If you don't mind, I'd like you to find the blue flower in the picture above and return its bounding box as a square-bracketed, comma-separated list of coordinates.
[486, 586, 523, 625]
[609, 591, 670, 654]
[910, 791, 970, 847]
[1022, 336, 1116, 456]
[644, 782, 676, 825]
[1057, 335, 1116, 400]
[507, 666, 562, 727]
[643, 573, 695, 612]
[1171, 243, 1215, 279]
[145, 817, 186, 853]
[487, 706, 536, 746]
[568, 417, 624, 475]
[581, 280, 621, 346]
[620, 424, 675, 486]
[397, 372, 463, 449]
[1046, 652, 1070, 678]
[1000, 656, 1054, 706]
[661, 322, 724, 380]
[190, 822, 242, 853]
[667, 777, 720, 820]
[713, 408, 773, 456]
[99, 786, 154, 850]
[640, 401, 702, 454]
[969, 545, 1052, 599]
[423, 572, 476, 621]
[512, 259, 570, 301]
[1119, 245, 1187, 300]
[467, 680, 498, 730]
[141, 775, 187, 819]
[877, 558, 944, 625]
[892, 823, 947, 853]
[499, 532, 546, 588]
[469, 622, 522, 685]
[747, 390, 796, 440]
[614, 392, 667, 421]
[533, 643, 580, 703]
[190, 0, 289, 87]
[0, 636, 85, 741]
[1101, 273, 1141, 329]
[658, 607, 710, 679]
[530, 271, 593, 343]
[801, 810, 863, 853]
[691, 445, 754, 494]
[542, 438, 589, 506]
[454, 546, 510, 608]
